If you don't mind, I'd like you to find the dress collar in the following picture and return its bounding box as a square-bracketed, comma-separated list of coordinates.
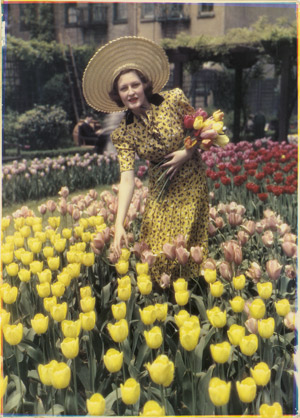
[125, 93, 165, 125]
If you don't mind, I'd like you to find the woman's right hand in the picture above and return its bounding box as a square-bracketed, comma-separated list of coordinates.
[113, 223, 128, 259]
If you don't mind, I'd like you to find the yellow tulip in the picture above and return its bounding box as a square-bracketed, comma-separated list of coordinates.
[275, 299, 290, 316]
[233, 274, 246, 290]
[32, 223, 42, 233]
[47, 256, 60, 271]
[0, 308, 11, 327]
[144, 326, 163, 349]
[51, 362, 71, 389]
[1, 251, 14, 264]
[61, 319, 81, 338]
[229, 296, 245, 313]
[74, 242, 86, 252]
[179, 325, 200, 351]
[6, 262, 19, 277]
[48, 217, 60, 229]
[66, 250, 79, 264]
[20, 251, 34, 265]
[216, 134, 230, 147]
[193, 115, 204, 130]
[257, 282, 273, 299]
[137, 277, 152, 295]
[2, 242, 14, 251]
[43, 296, 57, 312]
[34, 231, 47, 243]
[14, 217, 25, 230]
[145, 355, 174, 387]
[173, 278, 188, 292]
[14, 248, 25, 260]
[3, 323, 23, 345]
[80, 311, 96, 331]
[18, 268, 31, 282]
[37, 269, 52, 284]
[236, 377, 257, 403]
[54, 238, 66, 253]
[50, 302, 68, 322]
[80, 286, 92, 299]
[28, 238, 42, 254]
[43, 246, 54, 259]
[61, 337, 79, 359]
[86, 393, 106, 416]
[121, 378, 140, 405]
[20, 225, 31, 238]
[136, 262, 149, 275]
[57, 272, 72, 287]
[249, 299, 266, 319]
[51, 281, 65, 297]
[139, 305, 156, 325]
[204, 269, 217, 284]
[14, 236, 25, 248]
[155, 303, 168, 322]
[117, 276, 132, 301]
[1, 217, 11, 230]
[0, 375, 8, 398]
[36, 282, 51, 298]
[175, 290, 189, 306]
[259, 402, 283, 418]
[258, 317, 275, 339]
[208, 377, 231, 406]
[80, 296, 96, 313]
[107, 319, 128, 343]
[174, 310, 190, 328]
[2, 286, 18, 304]
[119, 247, 131, 261]
[207, 307, 226, 328]
[38, 360, 59, 386]
[115, 259, 129, 275]
[30, 260, 44, 274]
[210, 341, 231, 363]
[250, 362, 271, 386]
[65, 263, 81, 278]
[140, 400, 165, 417]
[111, 302, 127, 320]
[79, 218, 89, 229]
[227, 324, 245, 345]
[212, 121, 224, 133]
[81, 232, 92, 243]
[210, 280, 224, 297]
[239, 334, 258, 356]
[103, 348, 123, 373]
[62, 228, 72, 239]
[31, 313, 49, 334]
[82, 252, 95, 267]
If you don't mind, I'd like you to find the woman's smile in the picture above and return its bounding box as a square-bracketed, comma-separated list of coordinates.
[118, 71, 150, 115]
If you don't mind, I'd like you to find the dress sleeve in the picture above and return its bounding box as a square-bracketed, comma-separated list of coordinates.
[172, 88, 195, 118]
[111, 128, 136, 173]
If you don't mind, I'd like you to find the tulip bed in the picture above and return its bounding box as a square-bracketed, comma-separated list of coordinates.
[1, 156, 297, 417]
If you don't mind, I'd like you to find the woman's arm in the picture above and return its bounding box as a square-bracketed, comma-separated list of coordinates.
[113, 169, 135, 258]
[161, 147, 196, 179]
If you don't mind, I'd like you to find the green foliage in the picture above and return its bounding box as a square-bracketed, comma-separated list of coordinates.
[3, 109, 19, 147]
[20, 4, 55, 42]
[14, 105, 72, 150]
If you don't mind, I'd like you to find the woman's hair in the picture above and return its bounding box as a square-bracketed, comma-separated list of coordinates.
[109, 69, 153, 108]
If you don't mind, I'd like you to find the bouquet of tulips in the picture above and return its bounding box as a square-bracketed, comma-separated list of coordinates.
[155, 108, 230, 200]
[183, 108, 229, 150]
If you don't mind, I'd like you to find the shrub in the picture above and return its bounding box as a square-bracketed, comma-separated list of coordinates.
[15, 105, 72, 150]
[3, 108, 19, 148]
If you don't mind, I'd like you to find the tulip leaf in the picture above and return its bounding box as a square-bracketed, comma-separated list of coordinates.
[190, 294, 207, 319]
[18, 340, 44, 365]
[105, 387, 121, 410]
[34, 397, 45, 415]
[46, 404, 65, 415]
[64, 388, 77, 415]
[175, 350, 187, 381]
[194, 326, 215, 372]
[4, 391, 22, 413]
[135, 341, 150, 371]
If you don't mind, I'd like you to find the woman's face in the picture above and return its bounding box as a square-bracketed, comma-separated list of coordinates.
[117, 71, 149, 115]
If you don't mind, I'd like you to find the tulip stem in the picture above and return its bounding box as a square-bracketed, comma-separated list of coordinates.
[72, 360, 79, 415]
[14, 346, 24, 413]
[160, 385, 168, 416]
[88, 335, 95, 392]
[50, 386, 55, 416]
[115, 384, 120, 416]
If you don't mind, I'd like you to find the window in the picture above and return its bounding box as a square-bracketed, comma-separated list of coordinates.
[141, 4, 155, 21]
[90, 4, 107, 24]
[65, 4, 80, 26]
[198, 3, 214, 18]
[113, 4, 128, 24]
[157, 4, 188, 21]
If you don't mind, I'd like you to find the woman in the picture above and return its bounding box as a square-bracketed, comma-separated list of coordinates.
[83, 37, 209, 281]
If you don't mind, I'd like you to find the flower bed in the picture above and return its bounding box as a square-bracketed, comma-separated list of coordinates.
[1, 181, 297, 416]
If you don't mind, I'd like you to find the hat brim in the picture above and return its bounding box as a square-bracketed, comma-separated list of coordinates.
[82, 37, 170, 113]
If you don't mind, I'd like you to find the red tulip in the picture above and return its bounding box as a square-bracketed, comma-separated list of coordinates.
[183, 115, 195, 129]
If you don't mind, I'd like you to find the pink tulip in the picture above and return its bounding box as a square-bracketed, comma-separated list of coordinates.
[284, 312, 295, 330]
[246, 262, 262, 283]
[255, 222, 264, 234]
[236, 205, 246, 216]
[282, 242, 297, 258]
[112, 184, 119, 194]
[217, 203, 227, 214]
[88, 189, 98, 200]
[202, 258, 216, 270]
[209, 207, 218, 220]
[173, 234, 187, 248]
[93, 233, 105, 251]
[77, 201, 86, 211]
[190, 246, 204, 265]
[135, 178, 143, 189]
[86, 204, 98, 216]
[99, 208, 108, 220]
[46, 200, 57, 213]
[58, 198, 68, 216]
[141, 250, 157, 267]
[215, 217, 225, 229]
[72, 208, 81, 221]
[285, 265, 296, 280]
[108, 248, 118, 264]
[58, 186, 69, 198]
[266, 259, 282, 281]
[241, 220, 256, 236]
[262, 231, 274, 247]
[208, 222, 217, 237]
[131, 242, 150, 258]
[237, 231, 249, 246]
[227, 213, 243, 227]
[226, 202, 238, 213]
[175, 246, 190, 265]
[160, 273, 171, 289]
[277, 223, 291, 236]
[245, 318, 258, 334]
[282, 233, 297, 243]
[38, 204, 47, 215]
[162, 243, 176, 261]
[218, 261, 232, 281]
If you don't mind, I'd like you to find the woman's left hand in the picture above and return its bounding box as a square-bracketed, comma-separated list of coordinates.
[161, 148, 195, 178]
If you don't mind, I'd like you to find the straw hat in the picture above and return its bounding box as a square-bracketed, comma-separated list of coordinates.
[82, 36, 170, 113]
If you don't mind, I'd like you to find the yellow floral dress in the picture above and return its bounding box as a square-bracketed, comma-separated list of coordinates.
[111, 88, 209, 281]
